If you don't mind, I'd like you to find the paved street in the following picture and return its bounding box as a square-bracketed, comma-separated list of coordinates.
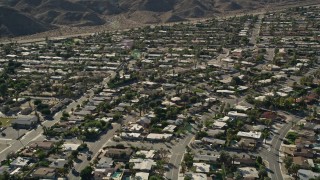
[250, 14, 264, 46]
[68, 123, 121, 180]
[259, 112, 300, 180]
[165, 133, 194, 180]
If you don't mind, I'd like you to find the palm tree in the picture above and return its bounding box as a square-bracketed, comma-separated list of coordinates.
[261, 130, 270, 144]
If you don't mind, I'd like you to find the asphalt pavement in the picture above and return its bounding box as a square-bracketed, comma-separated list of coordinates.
[165, 133, 195, 180]
[68, 123, 121, 180]
[259, 112, 299, 180]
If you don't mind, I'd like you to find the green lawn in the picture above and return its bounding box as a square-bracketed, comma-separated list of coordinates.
[0, 117, 16, 127]
[286, 131, 298, 144]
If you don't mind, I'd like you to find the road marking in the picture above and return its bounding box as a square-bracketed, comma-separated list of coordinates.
[0, 144, 12, 154]
[29, 133, 43, 142]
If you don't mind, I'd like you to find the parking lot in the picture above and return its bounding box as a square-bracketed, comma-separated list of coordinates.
[0, 127, 29, 140]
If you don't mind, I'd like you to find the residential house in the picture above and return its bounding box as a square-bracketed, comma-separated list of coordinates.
[11, 116, 38, 129]
[96, 157, 114, 169]
[237, 131, 262, 141]
[184, 173, 208, 180]
[238, 138, 258, 150]
[104, 148, 133, 161]
[238, 167, 259, 179]
[293, 156, 310, 168]
[234, 157, 256, 166]
[31, 167, 56, 179]
[94, 168, 117, 180]
[282, 145, 296, 156]
[121, 132, 141, 140]
[136, 150, 155, 159]
[129, 158, 156, 171]
[134, 172, 149, 180]
[201, 137, 226, 147]
[137, 117, 151, 128]
[162, 125, 177, 133]
[29, 141, 55, 151]
[193, 163, 210, 173]
[293, 148, 314, 158]
[10, 157, 30, 168]
[49, 159, 68, 169]
[231, 49, 243, 58]
[193, 154, 219, 163]
[62, 143, 81, 151]
[146, 133, 172, 141]
[298, 169, 320, 180]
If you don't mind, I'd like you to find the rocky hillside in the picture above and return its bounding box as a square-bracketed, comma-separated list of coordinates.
[0, 0, 315, 37]
[0, 6, 52, 37]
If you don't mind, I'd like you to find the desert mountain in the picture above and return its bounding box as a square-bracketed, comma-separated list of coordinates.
[0, 6, 52, 37]
[0, 0, 313, 37]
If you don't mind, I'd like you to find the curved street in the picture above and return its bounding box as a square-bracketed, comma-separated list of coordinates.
[259, 111, 300, 180]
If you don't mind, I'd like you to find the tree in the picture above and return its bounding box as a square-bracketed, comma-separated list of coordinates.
[261, 129, 270, 144]
[80, 166, 93, 180]
[300, 75, 314, 86]
[234, 171, 243, 180]
[37, 150, 47, 160]
[149, 175, 163, 180]
[256, 156, 263, 165]
[113, 112, 123, 122]
[219, 151, 232, 166]
[0, 171, 10, 180]
[231, 76, 243, 86]
[34, 99, 42, 106]
[71, 150, 79, 160]
[77, 143, 88, 151]
[284, 156, 293, 169]
[183, 151, 194, 168]
[64, 159, 74, 169]
[288, 164, 300, 176]
[79, 135, 86, 144]
[258, 166, 268, 178]
[1, 106, 10, 115]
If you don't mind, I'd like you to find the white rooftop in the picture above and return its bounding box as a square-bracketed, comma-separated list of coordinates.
[227, 111, 248, 118]
[234, 105, 251, 111]
[163, 125, 177, 133]
[129, 159, 156, 170]
[135, 172, 149, 180]
[213, 121, 226, 128]
[185, 173, 207, 180]
[121, 132, 141, 138]
[136, 150, 155, 159]
[146, 133, 172, 140]
[63, 143, 81, 151]
[237, 131, 262, 139]
[238, 167, 259, 178]
[193, 163, 210, 173]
